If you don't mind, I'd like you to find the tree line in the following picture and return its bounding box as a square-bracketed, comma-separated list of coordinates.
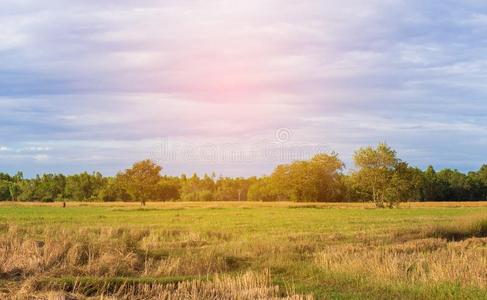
[1, 143, 487, 206]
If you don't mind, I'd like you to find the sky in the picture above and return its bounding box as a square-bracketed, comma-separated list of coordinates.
[1, 0, 487, 177]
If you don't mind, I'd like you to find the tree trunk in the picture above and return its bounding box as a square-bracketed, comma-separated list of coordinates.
[372, 186, 377, 203]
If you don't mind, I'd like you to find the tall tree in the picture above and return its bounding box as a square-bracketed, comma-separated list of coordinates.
[353, 143, 401, 207]
[8, 172, 23, 201]
[65, 172, 106, 201]
[262, 152, 345, 202]
[117, 160, 162, 206]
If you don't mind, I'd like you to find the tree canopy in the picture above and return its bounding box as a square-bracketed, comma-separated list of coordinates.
[117, 160, 162, 206]
[2, 144, 487, 206]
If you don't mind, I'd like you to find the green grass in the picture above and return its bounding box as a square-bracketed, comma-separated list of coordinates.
[0, 205, 481, 232]
[1, 202, 487, 299]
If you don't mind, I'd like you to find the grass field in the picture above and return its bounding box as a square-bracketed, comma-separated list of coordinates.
[1, 201, 487, 299]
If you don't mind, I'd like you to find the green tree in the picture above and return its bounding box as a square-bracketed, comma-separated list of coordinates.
[436, 169, 471, 201]
[65, 172, 106, 201]
[258, 152, 345, 202]
[157, 176, 181, 201]
[180, 173, 215, 201]
[214, 177, 255, 201]
[21, 174, 67, 202]
[352, 143, 402, 207]
[0, 180, 10, 201]
[98, 177, 131, 202]
[247, 177, 280, 201]
[117, 160, 162, 206]
[421, 166, 440, 201]
[383, 162, 424, 204]
[8, 171, 23, 201]
[467, 165, 487, 200]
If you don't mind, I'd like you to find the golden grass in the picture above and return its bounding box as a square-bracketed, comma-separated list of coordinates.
[17, 270, 312, 300]
[3, 221, 487, 298]
[0, 226, 226, 278]
[313, 216, 487, 290]
[0, 225, 312, 299]
[316, 237, 487, 287]
[1, 202, 487, 298]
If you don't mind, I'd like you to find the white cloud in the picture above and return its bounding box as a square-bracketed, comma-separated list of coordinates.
[1, 0, 487, 175]
[33, 154, 49, 161]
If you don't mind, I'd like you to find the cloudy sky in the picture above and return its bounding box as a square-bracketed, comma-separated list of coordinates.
[1, 0, 487, 177]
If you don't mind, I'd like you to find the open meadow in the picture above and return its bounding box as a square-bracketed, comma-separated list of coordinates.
[1, 201, 487, 299]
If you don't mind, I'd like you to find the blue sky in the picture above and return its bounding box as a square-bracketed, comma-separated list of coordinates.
[1, 0, 487, 177]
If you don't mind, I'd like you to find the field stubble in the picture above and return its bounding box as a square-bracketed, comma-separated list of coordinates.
[0, 202, 486, 299]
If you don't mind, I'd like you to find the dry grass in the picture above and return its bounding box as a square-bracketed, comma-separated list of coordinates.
[13, 270, 312, 300]
[0, 226, 236, 278]
[1, 203, 487, 298]
[0, 225, 311, 299]
[315, 216, 487, 289]
[427, 218, 487, 241]
[316, 237, 487, 287]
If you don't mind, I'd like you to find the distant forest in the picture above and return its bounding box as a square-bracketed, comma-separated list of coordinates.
[2, 143, 487, 207]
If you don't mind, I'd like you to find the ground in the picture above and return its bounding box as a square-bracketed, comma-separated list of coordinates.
[0, 201, 486, 299]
